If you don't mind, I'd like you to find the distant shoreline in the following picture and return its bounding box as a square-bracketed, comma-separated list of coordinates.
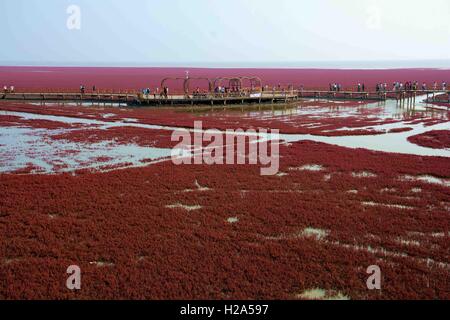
[1, 66, 448, 91]
[1, 60, 450, 70]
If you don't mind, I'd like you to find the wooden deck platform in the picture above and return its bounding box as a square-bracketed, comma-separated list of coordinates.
[1, 90, 448, 106]
[0, 92, 137, 103]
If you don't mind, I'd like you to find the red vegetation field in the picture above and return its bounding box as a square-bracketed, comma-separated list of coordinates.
[1, 140, 449, 300]
[1, 66, 449, 92]
[408, 130, 450, 149]
[388, 127, 413, 133]
[0, 114, 85, 130]
[49, 126, 177, 149]
[1, 67, 449, 300]
[2, 101, 446, 137]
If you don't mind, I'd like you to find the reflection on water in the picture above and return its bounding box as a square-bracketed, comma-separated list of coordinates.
[0, 95, 449, 174]
[0, 126, 173, 174]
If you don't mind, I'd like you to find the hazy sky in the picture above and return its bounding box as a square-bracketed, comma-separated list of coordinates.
[0, 0, 449, 66]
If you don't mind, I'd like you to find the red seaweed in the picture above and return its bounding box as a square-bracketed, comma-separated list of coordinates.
[408, 130, 450, 149]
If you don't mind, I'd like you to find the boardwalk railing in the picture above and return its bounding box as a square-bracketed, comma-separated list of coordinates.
[0, 92, 138, 103]
[1, 89, 448, 106]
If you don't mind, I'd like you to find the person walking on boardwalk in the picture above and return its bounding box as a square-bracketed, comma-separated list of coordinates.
[443, 82, 447, 91]
[4, 85, 9, 94]
[10, 85, 15, 93]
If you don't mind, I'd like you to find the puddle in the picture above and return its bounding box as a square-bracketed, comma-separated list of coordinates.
[227, 217, 239, 224]
[300, 227, 329, 240]
[296, 288, 350, 300]
[165, 203, 203, 211]
[396, 238, 421, 247]
[380, 188, 397, 193]
[352, 171, 377, 178]
[289, 164, 325, 172]
[362, 201, 414, 210]
[399, 175, 450, 187]
[276, 172, 288, 177]
[89, 261, 115, 267]
[194, 180, 211, 191]
[0, 126, 173, 174]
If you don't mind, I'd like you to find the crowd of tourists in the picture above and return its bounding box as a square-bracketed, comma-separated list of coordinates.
[135, 80, 450, 99]
[2, 85, 15, 94]
[329, 83, 342, 92]
[390, 81, 447, 92]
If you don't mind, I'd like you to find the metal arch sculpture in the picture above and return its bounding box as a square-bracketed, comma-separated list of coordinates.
[160, 77, 186, 94]
[161, 77, 213, 94]
[184, 77, 213, 93]
[239, 76, 263, 92]
[213, 76, 263, 92]
[160, 75, 263, 94]
[213, 77, 242, 91]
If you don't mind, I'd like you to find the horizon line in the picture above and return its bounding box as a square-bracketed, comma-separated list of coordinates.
[1, 59, 450, 70]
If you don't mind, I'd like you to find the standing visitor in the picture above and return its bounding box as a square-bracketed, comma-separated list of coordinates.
[10, 85, 15, 93]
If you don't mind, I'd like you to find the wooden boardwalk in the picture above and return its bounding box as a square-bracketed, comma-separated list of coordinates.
[0, 92, 137, 103]
[1, 89, 448, 106]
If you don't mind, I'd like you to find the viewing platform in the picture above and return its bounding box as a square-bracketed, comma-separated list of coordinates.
[1, 86, 448, 108]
